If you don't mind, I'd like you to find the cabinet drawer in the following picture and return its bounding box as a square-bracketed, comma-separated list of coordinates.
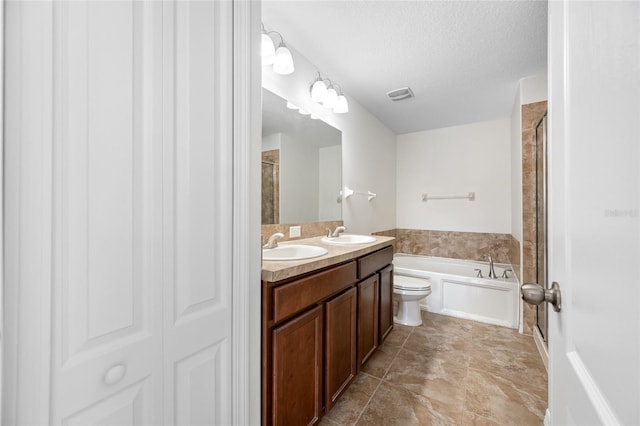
[357, 246, 393, 279]
[273, 262, 357, 323]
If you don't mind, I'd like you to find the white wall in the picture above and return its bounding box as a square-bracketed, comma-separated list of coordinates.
[262, 44, 396, 234]
[520, 74, 547, 105]
[396, 119, 511, 233]
[279, 133, 319, 223]
[261, 133, 281, 151]
[318, 145, 342, 221]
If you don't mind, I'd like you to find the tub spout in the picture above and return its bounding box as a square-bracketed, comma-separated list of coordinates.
[481, 253, 497, 279]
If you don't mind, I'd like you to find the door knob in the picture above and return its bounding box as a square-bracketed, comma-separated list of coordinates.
[521, 281, 562, 312]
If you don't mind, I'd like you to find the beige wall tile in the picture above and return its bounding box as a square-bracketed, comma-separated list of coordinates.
[261, 220, 343, 243]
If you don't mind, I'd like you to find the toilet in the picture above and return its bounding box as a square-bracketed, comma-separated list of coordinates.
[393, 274, 432, 326]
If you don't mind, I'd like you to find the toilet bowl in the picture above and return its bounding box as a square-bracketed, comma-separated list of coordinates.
[393, 274, 431, 326]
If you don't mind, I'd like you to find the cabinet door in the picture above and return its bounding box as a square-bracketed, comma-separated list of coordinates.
[272, 306, 323, 426]
[378, 265, 394, 343]
[357, 275, 379, 368]
[325, 287, 357, 411]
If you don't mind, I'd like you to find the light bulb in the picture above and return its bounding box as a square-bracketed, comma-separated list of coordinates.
[310, 80, 327, 103]
[273, 43, 294, 75]
[261, 33, 275, 65]
[334, 95, 349, 113]
[323, 87, 338, 109]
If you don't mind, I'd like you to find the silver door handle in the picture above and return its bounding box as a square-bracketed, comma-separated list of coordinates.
[521, 281, 562, 312]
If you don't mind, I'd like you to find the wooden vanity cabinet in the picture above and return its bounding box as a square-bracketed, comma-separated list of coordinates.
[262, 244, 394, 425]
[378, 264, 394, 342]
[357, 274, 379, 368]
[263, 261, 358, 425]
[324, 287, 357, 411]
[272, 306, 323, 426]
[356, 246, 395, 369]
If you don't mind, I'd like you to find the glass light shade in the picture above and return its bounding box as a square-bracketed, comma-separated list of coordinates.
[286, 101, 298, 110]
[310, 80, 328, 102]
[334, 95, 349, 113]
[310, 115, 320, 120]
[323, 87, 338, 109]
[261, 33, 275, 65]
[298, 108, 310, 115]
[273, 43, 294, 75]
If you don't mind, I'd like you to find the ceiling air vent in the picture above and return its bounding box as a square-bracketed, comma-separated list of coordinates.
[387, 87, 414, 101]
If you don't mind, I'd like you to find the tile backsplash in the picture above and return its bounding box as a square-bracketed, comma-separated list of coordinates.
[261, 220, 344, 243]
[373, 228, 511, 264]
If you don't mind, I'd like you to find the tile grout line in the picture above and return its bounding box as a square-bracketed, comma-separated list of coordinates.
[460, 324, 477, 422]
[351, 325, 414, 426]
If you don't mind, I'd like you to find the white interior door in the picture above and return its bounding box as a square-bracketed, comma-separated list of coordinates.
[3, 1, 247, 424]
[161, 2, 234, 424]
[547, 2, 639, 425]
[49, 2, 165, 423]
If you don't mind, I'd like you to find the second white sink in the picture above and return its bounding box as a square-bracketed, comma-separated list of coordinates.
[321, 234, 376, 245]
[263, 244, 328, 261]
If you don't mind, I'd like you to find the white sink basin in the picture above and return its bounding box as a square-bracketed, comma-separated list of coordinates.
[321, 234, 376, 245]
[262, 244, 328, 261]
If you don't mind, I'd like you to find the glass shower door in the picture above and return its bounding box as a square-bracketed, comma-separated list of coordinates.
[535, 113, 548, 342]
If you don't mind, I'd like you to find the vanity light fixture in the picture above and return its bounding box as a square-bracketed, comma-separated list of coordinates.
[309, 73, 349, 114]
[323, 80, 338, 109]
[310, 72, 328, 102]
[261, 24, 275, 65]
[261, 24, 295, 75]
[333, 84, 349, 114]
[273, 40, 295, 75]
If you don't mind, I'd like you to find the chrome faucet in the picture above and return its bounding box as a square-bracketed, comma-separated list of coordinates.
[263, 232, 284, 249]
[481, 253, 497, 279]
[326, 225, 346, 238]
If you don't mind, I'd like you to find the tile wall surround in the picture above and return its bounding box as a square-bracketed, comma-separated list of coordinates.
[508, 234, 522, 283]
[373, 228, 511, 264]
[261, 149, 280, 224]
[521, 100, 547, 336]
[261, 220, 344, 243]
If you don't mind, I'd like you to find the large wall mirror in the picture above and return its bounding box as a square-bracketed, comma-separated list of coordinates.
[262, 88, 343, 225]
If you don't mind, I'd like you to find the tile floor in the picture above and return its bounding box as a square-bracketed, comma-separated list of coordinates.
[320, 312, 548, 426]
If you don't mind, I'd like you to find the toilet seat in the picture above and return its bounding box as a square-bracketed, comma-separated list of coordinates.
[394, 275, 431, 291]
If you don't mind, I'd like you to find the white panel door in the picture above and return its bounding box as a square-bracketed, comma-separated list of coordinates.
[162, 1, 233, 425]
[49, 2, 164, 424]
[547, 1, 639, 425]
[3, 0, 254, 423]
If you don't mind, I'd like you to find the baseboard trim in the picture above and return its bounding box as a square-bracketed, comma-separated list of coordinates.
[534, 326, 549, 371]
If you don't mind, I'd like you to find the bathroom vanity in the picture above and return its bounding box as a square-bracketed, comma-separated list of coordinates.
[261, 236, 395, 425]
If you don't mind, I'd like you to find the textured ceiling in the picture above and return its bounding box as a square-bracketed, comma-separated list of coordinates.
[262, 0, 547, 134]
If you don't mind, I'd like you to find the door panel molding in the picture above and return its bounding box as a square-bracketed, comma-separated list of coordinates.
[231, 1, 262, 424]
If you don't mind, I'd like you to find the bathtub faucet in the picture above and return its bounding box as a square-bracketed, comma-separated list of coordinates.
[481, 253, 497, 279]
